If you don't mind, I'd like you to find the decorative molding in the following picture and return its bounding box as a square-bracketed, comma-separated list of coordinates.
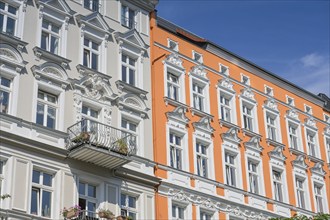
[166, 106, 189, 125]
[221, 127, 241, 144]
[310, 162, 326, 177]
[192, 116, 214, 134]
[73, 93, 82, 122]
[217, 77, 234, 93]
[168, 189, 268, 220]
[324, 126, 330, 136]
[240, 87, 255, 102]
[244, 136, 263, 154]
[189, 65, 208, 80]
[103, 107, 112, 124]
[291, 155, 307, 170]
[165, 53, 184, 69]
[268, 146, 286, 162]
[117, 93, 149, 119]
[304, 117, 317, 129]
[264, 98, 278, 112]
[286, 108, 299, 121]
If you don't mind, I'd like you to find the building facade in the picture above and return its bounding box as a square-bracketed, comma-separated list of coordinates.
[150, 12, 330, 220]
[0, 0, 159, 219]
[0, 1, 330, 220]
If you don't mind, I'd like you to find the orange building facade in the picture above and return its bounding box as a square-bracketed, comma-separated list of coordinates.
[150, 12, 330, 220]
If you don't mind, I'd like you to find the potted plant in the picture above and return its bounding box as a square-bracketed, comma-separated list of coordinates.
[72, 132, 90, 143]
[117, 139, 128, 155]
[116, 216, 133, 220]
[98, 208, 114, 219]
[61, 205, 81, 219]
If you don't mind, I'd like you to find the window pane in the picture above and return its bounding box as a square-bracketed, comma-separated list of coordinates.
[122, 66, 127, 82]
[91, 53, 98, 70]
[30, 188, 39, 215]
[0, 14, 3, 31]
[84, 38, 89, 46]
[36, 104, 44, 125]
[129, 69, 135, 85]
[47, 107, 56, 129]
[129, 58, 135, 66]
[6, 17, 15, 35]
[32, 170, 40, 184]
[42, 20, 49, 29]
[128, 196, 136, 208]
[46, 94, 56, 103]
[51, 24, 60, 34]
[42, 191, 51, 217]
[83, 49, 89, 67]
[0, 90, 9, 113]
[121, 194, 126, 206]
[129, 123, 137, 132]
[92, 42, 98, 50]
[172, 205, 176, 217]
[41, 32, 48, 50]
[1, 77, 10, 87]
[43, 173, 52, 187]
[50, 36, 58, 54]
[8, 5, 16, 15]
[87, 201, 96, 212]
[88, 185, 96, 197]
[79, 182, 85, 195]
[0, 2, 4, 9]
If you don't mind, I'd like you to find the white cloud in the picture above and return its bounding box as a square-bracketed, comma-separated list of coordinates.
[300, 53, 324, 67]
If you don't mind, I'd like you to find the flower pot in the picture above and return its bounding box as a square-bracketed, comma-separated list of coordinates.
[66, 209, 77, 218]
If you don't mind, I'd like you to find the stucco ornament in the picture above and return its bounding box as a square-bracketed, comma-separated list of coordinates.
[165, 53, 184, 68]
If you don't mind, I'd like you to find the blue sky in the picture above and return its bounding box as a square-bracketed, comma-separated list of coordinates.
[156, 0, 330, 97]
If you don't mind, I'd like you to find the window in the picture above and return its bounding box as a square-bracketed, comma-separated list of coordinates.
[307, 132, 317, 157]
[305, 105, 312, 115]
[200, 210, 211, 220]
[192, 51, 203, 63]
[0, 1, 18, 36]
[167, 72, 179, 101]
[41, 19, 60, 54]
[79, 182, 97, 218]
[219, 64, 229, 75]
[0, 161, 4, 196]
[326, 138, 330, 163]
[248, 160, 259, 194]
[172, 204, 184, 220]
[81, 105, 99, 132]
[265, 86, 273, 96]
[121, 54, 136, 86]
[168, 39, 178, 51]
[242, 103, 253, 131]
[31, 170, 53, 217]
[287, 96, 295, 106]
[169, 133, 182, 170]
[296, 178, 306, 209]
[288, 123, 299, 150]
[192, 82, 205, 111]
[36, 90, 57, 129]
[219, 92, 232, 122]
[314, 184, 324, 213]
[84, 0, 99, 12]
[121, 193, 137, 220]
[196, 142, 208, 177]
[266, 113, 277, 141]
[121, 118, 138, 145]
[241, 74, 250, 86]
[272, 170, 283, 202]
[225, 153, 236, 187]
[121, 5, 135, 29]
[83, 37, 99, 70]
[324, 114, 330, 123]
[0, 76, 11, 114]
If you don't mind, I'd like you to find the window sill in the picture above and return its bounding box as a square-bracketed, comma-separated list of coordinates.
[190, 107, 213, 118]
[164, 97, 188, 109]
[241, 128, 262, 138]
[288, 147, 306, 156]
[266, 138, 285, 148]
[219, 119, 240, 129]
[0, 32, 28, 51]
[115, 80, 148, 99]
[33, 47, 71, 68]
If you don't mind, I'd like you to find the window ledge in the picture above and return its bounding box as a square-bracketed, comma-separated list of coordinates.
[33, 47, 71, 68]
[115, 80, 148, 99]
[164, 97, 188, 109]
[241, 128, 262, 138]
[307, 155, 324, 163]
[266, 138, 285, 148]
[0, 32, 28, 52]
[288, 147, 306, 156]
[219, 119, 240, 129]
[76, 64, 109, 78]
[190, 107, 213, 118]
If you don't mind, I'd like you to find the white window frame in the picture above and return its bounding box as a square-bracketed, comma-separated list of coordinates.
[0, 0, 25, 38]
[168, 200, 191, 220]
[169, 131, 183, 170]
[168, 38, 178, 52]
[294, 176, 307, 209]
[272, 169, 284, 202]
[241, 73, 250, 86]
[304, 104, 313, 115]
[120, 112, 141, 155]
[287, 121, 302, 151]
[312, 181, 328, 213]
[192, 50, 203, 63]
[120, 193, 138, 219]
[30, 168, 54, 218]
[121, 4, 136, 29]
[305, 129, 320, 158]
[36, 90, 58, 129]
[121, 53, 137, 86]
[40, 19, 61, 55]
[219, 90, 235, 123]
[78, 181, 98, 216]
[119, 46, 142, 88]
[198, 207, 215, 220]
[167, 125, 188, 172]
[83, 0, 101, 12]
[224, 151, 238, 187]
[286, 95, 295, 107]
[270, 166, 288, 203]
[164, 64, 185, 104]
[193, 138, 211, 178]
[264, 111, 281, 142]
[83, 37, 100, 71]
[0, 160, 5, 199]
[324, 136, 330, 164]
[219, 63, 229, 76]
[0, 75, 13, 114]
[240, 99, 258, 133]
[191, 79, 208, 112]
[247, 159, 260, 194]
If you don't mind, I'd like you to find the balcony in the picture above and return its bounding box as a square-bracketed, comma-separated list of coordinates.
[67, 119, 137, 169]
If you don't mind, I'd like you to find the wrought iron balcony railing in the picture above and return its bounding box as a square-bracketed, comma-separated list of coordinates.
[67, 119, 137, 156]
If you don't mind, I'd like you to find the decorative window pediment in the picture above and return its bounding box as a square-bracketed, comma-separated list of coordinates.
[217, 77, 234, 93]
[268, 146, 286, 162]
[310, 162, 325, 177]
[286, 108, 299, 122]
[189, 65, 208, 81]
[291, 155, 307, 170]
[240, 87, 255, 102]
[115, 80, 148, 99]
[304, 117, 317, 129]
[37, 0, 75, 19]
[116, 29, 148, 53]
[264, 98, 278, 112]
[31, 62, 69, 89]
[166, 106, 189, 126]
[75, 72, 117, 102]
[221, 127, 241, 144]
[117, 93, 149, 118]
[244, 136, 263, 153]
[164, 53, 184, 70]
[0, 33, 28, 53]
[192, 116, 214, 134]
[0, 43, 26, 73]
[76, 12, 112, 40]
